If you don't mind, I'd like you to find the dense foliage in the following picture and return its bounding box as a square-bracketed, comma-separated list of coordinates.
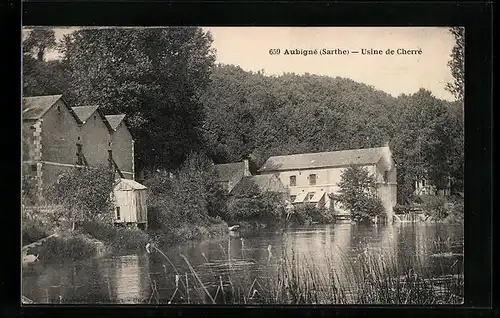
[288, 204, 334, 225]
[23, 27, 464, 206]
[337, 166, 385, 224]
[227, 191, 285, 224]
[446, 27, 465, 102]
[144, 152, 227, 230]
[43, 166, 115, 228]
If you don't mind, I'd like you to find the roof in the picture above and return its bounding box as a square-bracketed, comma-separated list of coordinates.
[258, 146, 390, 172]
[71, 106, 100, 123]
[309, 191, 326, 203]
[22, 95, 63, 120]
[231, 175, 288, 195]
[105, 114, 126, 131]
[114, 178, 147, 191]
[214, 162, 246, 182]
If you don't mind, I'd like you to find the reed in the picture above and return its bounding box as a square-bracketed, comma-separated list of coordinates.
[146, 235, 463, 305]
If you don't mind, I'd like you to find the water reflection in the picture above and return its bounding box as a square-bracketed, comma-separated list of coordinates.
[22, 223, 463, 304]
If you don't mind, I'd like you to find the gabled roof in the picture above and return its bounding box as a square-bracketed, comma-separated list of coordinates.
[258, 146, 390, 172]
[71, 105, 113, 131]
[105, 114, 126, 131]
[231, 175, 288, 195]
[114, 178, 147, 191]
[22, 95, 63, 120]
[71, 106, 100, 124]
[214, 162, 246, 182]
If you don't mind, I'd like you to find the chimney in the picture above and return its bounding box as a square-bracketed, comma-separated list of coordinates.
[243, 159, 251, 176]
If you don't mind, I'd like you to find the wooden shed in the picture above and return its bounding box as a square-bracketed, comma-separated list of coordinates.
[112, 178, 148, 230]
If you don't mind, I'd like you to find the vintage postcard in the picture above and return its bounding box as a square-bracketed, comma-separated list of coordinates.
[21, 26, 464, 305]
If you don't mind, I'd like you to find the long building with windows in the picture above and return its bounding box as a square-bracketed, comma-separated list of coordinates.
[257, 145, 397, 220]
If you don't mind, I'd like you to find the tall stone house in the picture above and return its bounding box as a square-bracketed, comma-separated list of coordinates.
[22, 95, 135, 201]
[258, 145, 398, 221]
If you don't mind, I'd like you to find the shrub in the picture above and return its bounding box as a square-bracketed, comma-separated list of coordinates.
[421, 195, 448, 220]
[144, 152, 228, 230]
[22, 217, 51, 246]
[288, 204, 334, 225]
[79, 221, 149, 252]
[444, 201, 464, 224]
[337, 165, 385, 224]
[35, 232, 103, 260]
[43, 166, 115, 229]
[227, 192, 285, 224]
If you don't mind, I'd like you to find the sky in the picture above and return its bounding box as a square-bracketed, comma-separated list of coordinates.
[32, 26, 456, 101]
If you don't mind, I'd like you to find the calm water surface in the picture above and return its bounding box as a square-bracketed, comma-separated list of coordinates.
[22, 223, 463, 304]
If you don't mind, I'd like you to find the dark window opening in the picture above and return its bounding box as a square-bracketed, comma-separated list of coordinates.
[116, 207, 121, 220]
[383, 171, 388, 183]
[308, 193, 315, 200]
[30, 164, 37, 173]
[309, 174, 317, 185]
[290, 175, 296, 186]
[422, 179, 426, 187]
[57, 105, 61, 114]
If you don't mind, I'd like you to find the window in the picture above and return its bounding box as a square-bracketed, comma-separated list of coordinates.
[383, 171, 388, 183]
[422, 179, 426, 187]
[290, 195, 297, 202]
[309, 174, 317, 185]
[30, 164, 37, 173]
[290, 175, 296, 187]
[116, 207, 121, 220]
[308, 193, 315, 200]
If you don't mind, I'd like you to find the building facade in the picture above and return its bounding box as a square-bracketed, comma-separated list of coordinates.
[214, 159, 251, 193]
[22, 95, 136, 200]
[258, 146, 397, 220]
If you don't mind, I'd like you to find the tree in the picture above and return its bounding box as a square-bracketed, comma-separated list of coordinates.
[446, 27, 465, 102]
[145, 152, 227, 229]
[23, 28, 56, 61]
[22, 28, 70, 97]
[62, 27, 216, 171]
[44, 166, 115, 230]
[337, 165, 384, 224]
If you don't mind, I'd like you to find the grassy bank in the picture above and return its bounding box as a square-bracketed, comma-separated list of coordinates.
[24, 221, 150, 261]
[144, 238, 463, 305]
[152, 220, 229, 246]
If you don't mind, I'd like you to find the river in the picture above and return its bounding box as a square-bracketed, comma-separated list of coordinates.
[21, 222, 463, 304]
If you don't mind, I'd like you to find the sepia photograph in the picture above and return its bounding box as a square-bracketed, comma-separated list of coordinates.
[21, 26, 464, 305]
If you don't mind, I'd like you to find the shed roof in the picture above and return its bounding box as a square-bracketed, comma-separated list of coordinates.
[114, 178, 147, 191]
[105, 114, 126, 131]
[22, 95, 63, 120]
[71, 106, 100, 123]
[258, 146, 390, 172]
[214, 162, 246, 182]
[231, 175, 288, 195]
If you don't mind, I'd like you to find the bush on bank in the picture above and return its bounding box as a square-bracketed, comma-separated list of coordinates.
[288, 204, 334, 225]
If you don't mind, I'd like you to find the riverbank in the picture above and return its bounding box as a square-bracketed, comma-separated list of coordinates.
[22, 213, 230, 261]
[141, 230, 464, 305]
[22, 222, 463, 304]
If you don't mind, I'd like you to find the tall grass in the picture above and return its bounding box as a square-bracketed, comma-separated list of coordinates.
[145, 235, 463, 305]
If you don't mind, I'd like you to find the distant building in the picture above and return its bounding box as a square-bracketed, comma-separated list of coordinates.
[230, 174, 289, 198]
[258, 145, 397, 220]
[22, 95, 137, 200]
[414, 177, 451, 197]
[214, 159, 251, 193]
